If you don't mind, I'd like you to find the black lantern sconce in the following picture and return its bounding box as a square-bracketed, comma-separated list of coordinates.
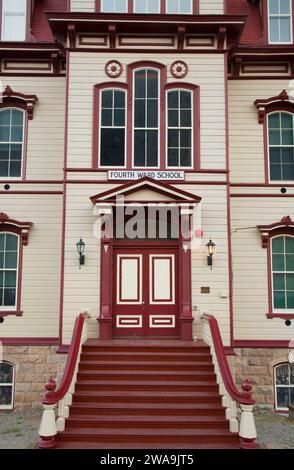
[206, 239, 216, 269]
[76, 239, 85, 268]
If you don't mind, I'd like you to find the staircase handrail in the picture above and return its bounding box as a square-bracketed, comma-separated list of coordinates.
[202, 314, 255, 405]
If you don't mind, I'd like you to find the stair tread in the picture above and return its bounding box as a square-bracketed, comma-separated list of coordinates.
[80, 360, 213, 366]
[60, 427, 237, 436]
[70, 402, 224, 410]
[81, 351, 210, 357]
[67, 415, 227, 423]
[78, 370, 216, 376]
[54, 441, 239, 449]
[74, 390, 220, 397]
[76, 380, 217, 386]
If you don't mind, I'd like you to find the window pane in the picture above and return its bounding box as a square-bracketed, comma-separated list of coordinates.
[280, 0, 290, 14]
[2, 0, 27, 41]
[101, 90, 113, 108]
[101, 0, 127, 12]
[180, 148, 191, 167]
[147, 70, 158, 98]
[272, 237, 284, 253]
[281, 148, 294, 163]
[277, 387, 290, 408]
[114, 109, 125, 127]
[0, 363, 13, 383]
[286, 291, 294, 308]
[290, 365, 294, 385]
[286, 254, 294, 271]
[269, 129, 281, 145]
[0, 385, 12, 406]
[168, 130, 179, 148]
[269, 17, 279, 42]
[147, 100, 158, 127]
[282, 131, 293, 146]
[168, 91, 178, 109]
[270, 148, 281, 164]
[135, 71, 146, 98]
[276, 364, 290, 385]
[291, 388, 294, 405]
[166, 0, 191, 13]
[5, 251, 17, 269]
[134, 130, 146, 166]
[0, 127, 10, 142]
[147, 131, 158, 166]
[273, 273, 285, 290]
[269, 113, 280, 128]
[4, 271, 16, 288]
[135, 100, 145, 128]
[180, 130, 191, 148]
[286, 274, 294, 290]
[134, 0, 160, 13]
[0, 161, 9, 177]
[286, 237, 294, 253]
[11, 126, 23, 142]
[11, 144, 23, 161]
[280, 17, 291, 42]
[168, 149, 178, 166]
[168, 110, 178, 127]
[181, 110, 191, 127]
[274, 291, 286, 308]
[0, 110, 11, 126]
[6, 234, 18, 251]
[11, 110, 23, 126]
[282, 164, 294, 180]
[269, 0, 279, 14]
[4, 288, 16, 306]
[114, 91, 125, 109]
[0, 235, 4, 251]
[281, 113, 293, 128]
[100, 129, 125, 166]
[273, 254, 285, 271]
[0, 144, 10, 160]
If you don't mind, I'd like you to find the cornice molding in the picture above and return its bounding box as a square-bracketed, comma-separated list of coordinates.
[257, 216, 294, 248]
[0, 212, 33, 245]
[1, 86, 38, 120]
[254, 90, 293, 124]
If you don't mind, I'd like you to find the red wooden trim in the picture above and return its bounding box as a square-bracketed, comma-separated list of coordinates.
[66, 167, 228, 174]
[151, 255, 173, 303]
[59, 49, 70, 347]
[267, 313, 294, 319]
[118, 255, 140, 303]
[0, 86, 38, 120]
[230, 183, 294, 187]
[0, 212, 33, 243]
[66, 179, 227, 186]
[234, 340, 291, 348]
[70, 47, 226, 54]
[3, 59, 51, 71]
[230, 193, 294, 197]
[202, 314, 255, 405]
[43, 313, 88, 405]
[0, 180, 63, 184]
[0, 310, 23, 317]
[0, 191, 63, 194]
[56, 344, 69, 354]
[1, 337, 59, 345]
[93, 82, 129, 169]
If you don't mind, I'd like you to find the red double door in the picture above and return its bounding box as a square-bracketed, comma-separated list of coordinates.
[113, 245, 179, 337]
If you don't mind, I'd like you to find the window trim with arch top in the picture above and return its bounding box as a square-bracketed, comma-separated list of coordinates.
[254, 90, 294, 184]
[96, 0, 198, 14]
[0, 212, 33, 317]
[258, 216, 294, 319]
[93, 61, 200, 170]
[274, 362, 294, 411]
[0, 361, 15, 410]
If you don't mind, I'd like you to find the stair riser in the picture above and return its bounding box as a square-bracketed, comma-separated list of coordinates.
[58, 434, 238, 445]
[75, 384, 219, 392]
[82, 347, 210, 354]
[69, 408, 225, 417]
[80, 355, 211, 362]
[79, 364, 214, 371]
[77, 374, 216, 382]
[66, 422, 229, 430]
[73, 396, 222, 404]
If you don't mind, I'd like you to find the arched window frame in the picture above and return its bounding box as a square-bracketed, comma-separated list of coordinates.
[254, 90, 294, 183]
[274, 362, 294, 411]
[258, 216, 294, 319]
[0, 105, 26, 180]
[95, 0, 198, 14]
[0, 360, 15, 410]
[93, 62, 200, 171]
[165, 83, 199, 170]
[0, 212, 33, 317]
[93, 82, 129, 169]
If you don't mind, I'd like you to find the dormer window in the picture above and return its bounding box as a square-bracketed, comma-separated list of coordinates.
[166, 0, 192, 14]
[134, 0, 160, 13]
[101, 0, 128, 13]
[268, 0, 292, 44]
[1, 0, 27, 41]
[98, 0, 195, 14]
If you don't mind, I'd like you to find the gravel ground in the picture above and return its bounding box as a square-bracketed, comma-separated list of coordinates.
[0, 408, 41, 449]
[0, 407, 293, 449]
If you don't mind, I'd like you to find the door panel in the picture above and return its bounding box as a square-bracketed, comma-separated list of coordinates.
[113, 247, 179, 337]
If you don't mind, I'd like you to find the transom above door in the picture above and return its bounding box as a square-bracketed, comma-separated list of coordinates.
[113, 246, 179, 337]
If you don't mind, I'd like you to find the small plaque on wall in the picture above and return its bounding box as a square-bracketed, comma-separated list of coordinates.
[201, 287, 210, 294]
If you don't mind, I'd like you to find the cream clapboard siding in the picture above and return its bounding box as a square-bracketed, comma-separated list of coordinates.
[62, 184, 231, 345]
[0, 195, 62, 337]
[199, 0, 223, 14]
[231, 198, 294, 340]
[67, 52, 226, 170]
[0, 77, 65, 180]
[70, 0, 95, 11]
[229, 79, 291, 184]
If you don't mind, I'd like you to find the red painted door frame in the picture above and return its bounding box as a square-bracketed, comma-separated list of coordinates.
[98, 216, 193, 341]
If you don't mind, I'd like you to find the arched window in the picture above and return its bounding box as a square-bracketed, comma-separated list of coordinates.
[0, 232, 19, 309]
[167, 89, 192, 168]
[100, 89, 126, 167]
[268, 0, 292, 44]
[133, 68, 159, 168]
[268, 112, 294, 181]
[0, 361, 15, 409]
[0, 108, 24, 178]
[275, 363, 294, 410]
[271, 235, 294, 311]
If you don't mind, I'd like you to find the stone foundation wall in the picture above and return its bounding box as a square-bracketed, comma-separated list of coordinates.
[1, 346, 67, 409]
[231, 348, 290, 406]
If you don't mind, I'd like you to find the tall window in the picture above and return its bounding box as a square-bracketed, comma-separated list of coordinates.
[166, 0, 192, 14]
[101, 0, 127, 12]
[134, 69, 159, 168]
[268, 0, 292, 44]
[0, 108, 24, 178]
[0, 233, 19, 309]
[1, 0, 27, 41]
[0, 362, 14, 409]
[100, 89, 126, 167]
[268, 112, 294, 181]
[271, 236, 294, 311]
[275, 363, 294, 410]
[134, 0, 160, 13]
[167, 90, 192, 168]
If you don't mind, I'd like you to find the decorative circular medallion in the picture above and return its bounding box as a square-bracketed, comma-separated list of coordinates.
[170, 60, 188, 79]
[105, 60, 123, 78]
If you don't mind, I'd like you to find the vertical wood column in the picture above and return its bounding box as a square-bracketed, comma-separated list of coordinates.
[180, 208, 193, 340]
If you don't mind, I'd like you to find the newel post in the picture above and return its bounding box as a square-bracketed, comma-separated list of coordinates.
[38, 377, 57, 449]
[239, 380, 257, 449]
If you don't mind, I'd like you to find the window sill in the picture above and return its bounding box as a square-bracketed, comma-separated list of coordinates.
[267, 312, 294, 320]
[0, 310, 23, 318]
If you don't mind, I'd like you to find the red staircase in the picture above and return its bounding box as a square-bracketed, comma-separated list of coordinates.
[54, 340, 240, 449]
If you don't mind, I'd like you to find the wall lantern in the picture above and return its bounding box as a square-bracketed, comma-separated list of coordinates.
[76, 238, 85, 268]
[206, 239, 216, 269]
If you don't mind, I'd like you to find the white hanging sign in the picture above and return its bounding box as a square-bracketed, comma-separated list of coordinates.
[108, 170, 185, 181]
